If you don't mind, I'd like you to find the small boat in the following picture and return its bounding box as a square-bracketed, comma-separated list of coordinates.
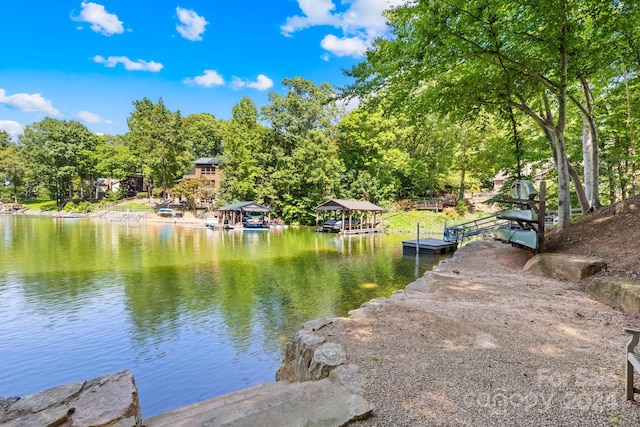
[156, 208, 174, 218]
[205, 217, 220, 229]
[53, 212, 81, 219]
[495, 227, 538, 250]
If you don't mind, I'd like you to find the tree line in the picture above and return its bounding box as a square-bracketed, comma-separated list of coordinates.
[2, 1, 640, 229]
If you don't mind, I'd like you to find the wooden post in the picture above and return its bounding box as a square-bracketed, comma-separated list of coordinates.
[537, 180, 546, 252]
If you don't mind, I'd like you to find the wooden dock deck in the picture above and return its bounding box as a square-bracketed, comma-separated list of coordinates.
[402, 238, 457, 255]
[341, 227, 385, 235]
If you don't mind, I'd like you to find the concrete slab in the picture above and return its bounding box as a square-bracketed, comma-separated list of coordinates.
[144, 379, 372, 427]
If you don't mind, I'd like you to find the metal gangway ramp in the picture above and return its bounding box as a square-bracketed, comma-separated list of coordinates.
[443, 213, 508, 243]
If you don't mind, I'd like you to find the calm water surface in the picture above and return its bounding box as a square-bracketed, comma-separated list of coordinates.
[0, 214, 446, 417]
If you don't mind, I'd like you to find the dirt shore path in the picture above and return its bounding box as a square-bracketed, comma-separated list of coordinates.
[314, 239, 640, 426]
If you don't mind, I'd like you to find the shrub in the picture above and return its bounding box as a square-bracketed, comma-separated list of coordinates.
[104, 189, 121, 203]
[136, 192, 148, 199]
[457, 200, 469, 215]
[442, 207, 459, 219]
[77, 201, 93, 213]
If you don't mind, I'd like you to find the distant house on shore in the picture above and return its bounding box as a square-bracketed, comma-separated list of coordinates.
[174, 157, 223, 208]
[182, 157, 222, 187]
[96, 175, 144, 199]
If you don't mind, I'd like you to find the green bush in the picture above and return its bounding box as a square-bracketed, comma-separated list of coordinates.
[136, 192, 148, 199]
[442, 207, 459, 219]
[457, 200, 469, 215]
[104, 189, 121, 202]
[77, 201, 94, 213]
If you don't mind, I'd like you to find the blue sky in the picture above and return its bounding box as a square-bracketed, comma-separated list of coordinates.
[0, 0, 402, 139]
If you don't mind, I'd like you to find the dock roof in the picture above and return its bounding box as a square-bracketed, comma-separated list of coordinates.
[315, 199, 385, 212]
[217, 201, 271, 213]
[193, 157, 221, 165]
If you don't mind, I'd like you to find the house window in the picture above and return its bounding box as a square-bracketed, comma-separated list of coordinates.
[198, 165, 217, 175]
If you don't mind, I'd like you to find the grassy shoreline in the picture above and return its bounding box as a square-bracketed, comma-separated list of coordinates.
[16, 199, 494, 235]
[382, 209, 491, 234]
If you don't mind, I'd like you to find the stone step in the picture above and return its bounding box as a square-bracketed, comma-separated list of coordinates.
[143, 379, 372, 427]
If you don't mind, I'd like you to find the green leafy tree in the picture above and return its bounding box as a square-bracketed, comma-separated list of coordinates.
[20, 118, 96, 207]
[0, 134, 27, 202]
[95, 134, 139, 179]
[260, 78, 343, 223]
[219, 97, 266, 203]
[0, 130, 10, 149]
[94, 134, 140, 198]
[127, 98, 190, 199]
[345, 0, 621, 229]
[183, 113, 224, 158]
[338, 106, 414, 204]
[172, 177, 206, 212]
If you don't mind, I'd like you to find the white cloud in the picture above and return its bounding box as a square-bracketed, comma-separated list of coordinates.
[0, 120, 24, 137]
[282, 0, 405, 58]
[321, 35, 368, 58]
[230, 74, 274, 91]
[77, 110, 112, 124]
[281, 0, 339, 35]
[176, 7, 208, 41]
[335, 96, 360, 112]
[0, 89, 61, 116]
[183, 70, 225, 87]
[72, 2, 124, 36]
[93, 55, 163, 72]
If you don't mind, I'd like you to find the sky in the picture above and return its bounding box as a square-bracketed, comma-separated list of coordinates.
[0, 0, 403, 139]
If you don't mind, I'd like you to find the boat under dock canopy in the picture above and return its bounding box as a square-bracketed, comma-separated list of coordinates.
[216, 201, 271, 229]
[315, 199, 385, 235]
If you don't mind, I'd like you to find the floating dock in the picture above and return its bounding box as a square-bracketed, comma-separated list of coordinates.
[402, 238, 457, 255]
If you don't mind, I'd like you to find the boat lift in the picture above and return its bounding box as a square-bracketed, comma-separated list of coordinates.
[443, 212, 509, 244]
[443, 179, 547, 251]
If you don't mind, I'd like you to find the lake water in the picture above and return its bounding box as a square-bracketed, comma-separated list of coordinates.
[0, 214, 446, 417]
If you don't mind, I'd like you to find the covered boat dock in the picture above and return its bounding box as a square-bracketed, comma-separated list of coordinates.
[217, 201, 271, 229]
[315, 199, 385, 235]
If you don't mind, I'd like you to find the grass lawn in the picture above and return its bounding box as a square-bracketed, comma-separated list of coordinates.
[21, 199, 57, 211]
[383, 209, 491, 234]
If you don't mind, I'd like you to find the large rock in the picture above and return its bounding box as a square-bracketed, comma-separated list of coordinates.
[309, 343, 347, 380]
[276, 330, 326, 382]
[0, 370, 141, 427]
[523, 253, 606, 280]
[144, 379, 372, 427]
[586, 276, 640, 316]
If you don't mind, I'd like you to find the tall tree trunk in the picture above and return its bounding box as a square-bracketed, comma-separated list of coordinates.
[551, 129, 572, 229]
[567, 159, 589, 213]
[623, 63, 637, 196]
[555, 18, 571, 230]
[604, 156, 617, 203]
[458, 126, 466, 202]
[579, 77, 601, 211]
[539, 89, 571, 229]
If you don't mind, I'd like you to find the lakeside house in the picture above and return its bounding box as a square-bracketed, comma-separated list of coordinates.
[175, 157, 223, 209]
[96, 175, 145, 199]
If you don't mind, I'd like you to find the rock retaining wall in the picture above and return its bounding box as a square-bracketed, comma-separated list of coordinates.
[586, 276, 640, 316]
